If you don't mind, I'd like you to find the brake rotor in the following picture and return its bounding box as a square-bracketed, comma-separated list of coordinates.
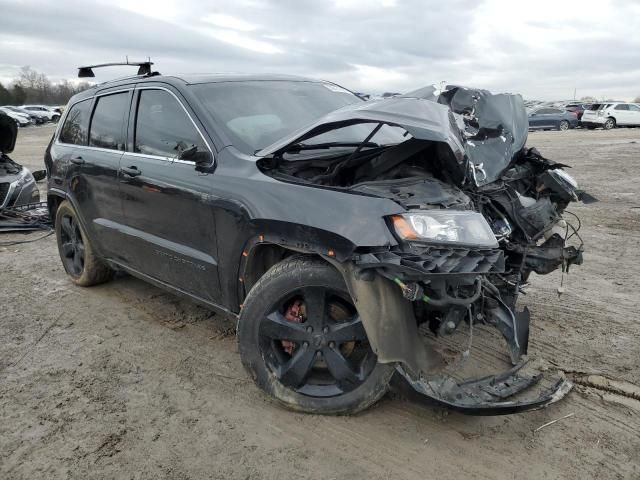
[280, 296, 356, 356]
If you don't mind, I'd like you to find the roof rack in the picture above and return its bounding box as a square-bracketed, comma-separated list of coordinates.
[78, 59, 157, 78]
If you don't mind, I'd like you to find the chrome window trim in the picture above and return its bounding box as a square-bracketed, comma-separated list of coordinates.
[88, 89, 133, 151]
[133, 86, 214, 165]
[56, 89, 133, 147]
[53, 85, 215, 167]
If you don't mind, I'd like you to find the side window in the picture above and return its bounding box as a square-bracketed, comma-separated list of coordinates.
[59, 100, 92, 145]
[536, 108, 552, 114]
[628, 104, 640, 112]
[89, 92, 129, 150]
[134, 89, 204, 158]
[614, 104, 629, 111]
[549, 108, 563, 114]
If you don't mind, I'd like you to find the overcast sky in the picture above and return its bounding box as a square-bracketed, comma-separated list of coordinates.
[1, 0, 639, 100]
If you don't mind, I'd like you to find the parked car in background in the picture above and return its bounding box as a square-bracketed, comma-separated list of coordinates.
[528, 107, 579, 131]
[1, 106, 47, 124]
[20, 105, 61, 122]
[0, 107, 32, 127]
[581, 103, 640, 129]
[1, 112, 40, 207]
[564, 103, 591, 122]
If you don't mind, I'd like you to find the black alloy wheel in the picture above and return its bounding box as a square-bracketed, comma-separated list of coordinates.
[59, 213, 85, 277]
[55, 200, 113, 286]
[258, 286, 375, 397]
[238, 256, 394, 414]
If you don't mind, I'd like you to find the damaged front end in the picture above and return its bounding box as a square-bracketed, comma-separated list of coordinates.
[256, 85, 591, 414]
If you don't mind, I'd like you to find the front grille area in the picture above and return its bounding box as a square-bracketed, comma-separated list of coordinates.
[355, 246, 505, 277]
[0, 182, 10, 206]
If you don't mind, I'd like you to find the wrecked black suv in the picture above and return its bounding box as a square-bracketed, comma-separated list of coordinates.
[47, 64, 590, 415]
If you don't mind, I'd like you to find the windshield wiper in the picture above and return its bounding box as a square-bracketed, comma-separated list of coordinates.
[284, 141, 380, 152]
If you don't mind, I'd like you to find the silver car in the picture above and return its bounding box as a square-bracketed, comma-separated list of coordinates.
[0, 112, 40, 208]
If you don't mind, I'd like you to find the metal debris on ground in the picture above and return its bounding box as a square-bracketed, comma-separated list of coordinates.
[0, 201, 51, 233]
[0, 201, 53, 246]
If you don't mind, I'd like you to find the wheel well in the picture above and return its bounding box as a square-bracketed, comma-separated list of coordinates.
[241, 244, 326, 298]
[47, 194, 63, 227]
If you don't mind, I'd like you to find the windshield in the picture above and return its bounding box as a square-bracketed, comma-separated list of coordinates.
[192, 81, 362, 154]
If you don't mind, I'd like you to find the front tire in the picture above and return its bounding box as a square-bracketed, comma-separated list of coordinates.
[55, 200, 113, 286]
[237, 256, 395, 415]
[603, 117, 616, 130]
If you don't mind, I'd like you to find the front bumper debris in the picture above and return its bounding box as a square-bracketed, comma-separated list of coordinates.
[396, 362, 573, 415]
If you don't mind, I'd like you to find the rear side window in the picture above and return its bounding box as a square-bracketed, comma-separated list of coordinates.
[89, 92, 130, 150]
[59, 100, 92, 145]
[628, 104, 640, 111]
[134, 89, 204, 158]
[614, 104, 629, 111]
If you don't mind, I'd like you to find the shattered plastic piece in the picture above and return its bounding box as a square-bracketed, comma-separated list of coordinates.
[396, 362, 573, 415]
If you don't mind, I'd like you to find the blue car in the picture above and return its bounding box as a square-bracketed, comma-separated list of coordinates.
[528, 107, 579, 131]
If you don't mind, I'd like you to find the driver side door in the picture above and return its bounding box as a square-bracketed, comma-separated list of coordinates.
[118, 86, 223, 304]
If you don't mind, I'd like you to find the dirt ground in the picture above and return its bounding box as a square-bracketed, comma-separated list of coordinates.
[1, 124, 639, 480]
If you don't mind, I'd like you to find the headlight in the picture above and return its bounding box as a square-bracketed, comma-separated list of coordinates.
[552, 169, 578, 189]
[390, 210, 498, 247]
[15, 168, 35, 188]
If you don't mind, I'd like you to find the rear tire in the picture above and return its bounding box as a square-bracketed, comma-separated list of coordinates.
[558, 120, 569, 131]
[55, 200, 113, 287]
[237, 256, 395, 415]
[603, 117, 616, 130]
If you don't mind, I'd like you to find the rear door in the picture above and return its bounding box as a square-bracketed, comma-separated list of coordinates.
[55, 91, 131, 258]
[627, 104, 640, 125]
[530, 108, 556, 128]
[117, 86, 222, 303]
[547, 108, 565, 127]
[613, 104, 630, 125]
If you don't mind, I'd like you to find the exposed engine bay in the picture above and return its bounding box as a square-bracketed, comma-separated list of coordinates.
[257, 85, 595, 413]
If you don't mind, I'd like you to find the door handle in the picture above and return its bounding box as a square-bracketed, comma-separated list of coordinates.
[70, 156, 84, 165]
[121, 166, 141, 177]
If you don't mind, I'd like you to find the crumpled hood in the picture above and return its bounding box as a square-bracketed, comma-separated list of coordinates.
[0, 112, 18, 154]
[256, 96, 467, 160]
[431, 85, 529, 185]
[257, 85, 529, 187]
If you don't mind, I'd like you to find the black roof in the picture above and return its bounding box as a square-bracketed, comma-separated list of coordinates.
[71, 73, 322, 102]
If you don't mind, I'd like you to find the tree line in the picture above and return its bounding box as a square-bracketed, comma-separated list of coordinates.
[0, 66, 92, 106]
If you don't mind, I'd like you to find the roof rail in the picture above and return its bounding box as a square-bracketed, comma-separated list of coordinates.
[78, 59, 157, 78]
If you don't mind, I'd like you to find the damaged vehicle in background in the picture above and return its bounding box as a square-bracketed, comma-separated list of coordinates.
[46, 64, 592, 415]
[1, 112, 41, 209]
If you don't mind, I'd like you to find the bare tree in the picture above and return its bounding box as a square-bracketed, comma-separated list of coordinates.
[5, 66, 91, 105]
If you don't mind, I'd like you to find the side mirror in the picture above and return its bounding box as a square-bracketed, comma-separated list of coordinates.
[178, 146, 214, 173]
